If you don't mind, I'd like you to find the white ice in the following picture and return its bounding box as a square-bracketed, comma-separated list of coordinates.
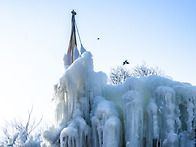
[42, 51, 196, 147]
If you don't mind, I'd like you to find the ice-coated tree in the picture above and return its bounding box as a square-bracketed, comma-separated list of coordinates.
[109, 66, 131, 84]
[132, 62, 164, 78]
[109, 62, 164, 84]
[0, 108, 42, 146]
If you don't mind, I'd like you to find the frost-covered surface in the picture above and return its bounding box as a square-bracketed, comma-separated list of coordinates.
[0, 112, 42, 147]
[64, 45, 85, 69]
[0, 130, 41, 147]
[42, 51, 195, 147]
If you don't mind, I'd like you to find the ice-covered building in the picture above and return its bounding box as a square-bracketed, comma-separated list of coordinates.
[41, 11, 196, 147]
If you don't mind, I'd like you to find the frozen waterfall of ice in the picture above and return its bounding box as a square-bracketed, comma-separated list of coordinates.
[42, 51, 195, 147]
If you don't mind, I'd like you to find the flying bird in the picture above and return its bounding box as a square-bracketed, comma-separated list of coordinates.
[123, 60, 129, 65]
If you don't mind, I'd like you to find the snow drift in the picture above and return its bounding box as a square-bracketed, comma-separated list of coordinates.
[42, 51, 195, 147]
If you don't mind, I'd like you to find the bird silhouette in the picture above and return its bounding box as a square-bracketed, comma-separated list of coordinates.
[123, 60, 129, 65]
[97, 38, 100, 40]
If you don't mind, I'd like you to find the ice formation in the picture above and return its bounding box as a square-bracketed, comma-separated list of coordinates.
[42, 51, 195, 147]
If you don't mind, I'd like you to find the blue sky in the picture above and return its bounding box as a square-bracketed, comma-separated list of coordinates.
[0, 0, 196, 126]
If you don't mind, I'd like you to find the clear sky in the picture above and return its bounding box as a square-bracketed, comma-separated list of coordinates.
[0, 0, 196, 128]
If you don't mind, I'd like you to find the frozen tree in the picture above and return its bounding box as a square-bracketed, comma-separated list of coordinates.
[0, 108, 43, 146]
[109, 62, 164, 84]
[132, 62, 165, 78]
[109, 66, 131, 84]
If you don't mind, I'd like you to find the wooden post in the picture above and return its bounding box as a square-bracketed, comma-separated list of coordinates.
[67, 10, 77, 64]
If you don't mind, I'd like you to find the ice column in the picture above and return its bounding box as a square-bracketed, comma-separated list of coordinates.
[156, 86, 178, 147]
[91, 96, 122, 147]
[122, 90, 143, 147]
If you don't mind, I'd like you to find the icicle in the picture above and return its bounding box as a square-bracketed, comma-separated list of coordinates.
[79, 97, 90, 123]
[73, 45, 79, 61]
[63, 54, 70, 69]
[122, 90, 143, 147]
[146, 100, 159, 146]
[54, 79, 67, 126]
[91, 96, 122, 147]
[60, 117, 91, 147]
[60, 123, 79, 147]
[156, 86, 178, 147]
[80, 44, 86, 54]
[103, 116, 122, 147]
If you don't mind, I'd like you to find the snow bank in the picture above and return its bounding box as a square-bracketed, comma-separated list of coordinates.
[42, 52, 196, 147]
